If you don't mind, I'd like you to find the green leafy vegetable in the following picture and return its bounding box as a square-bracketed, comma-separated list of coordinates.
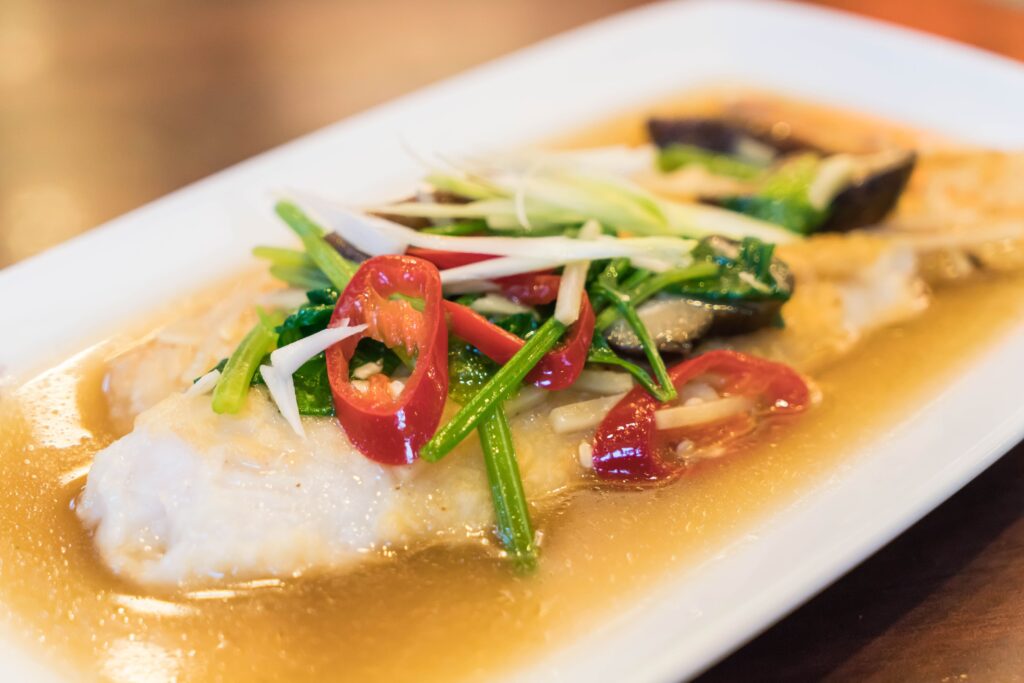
[719, 155, 826, 234]
[291, 356, 335, 416]
[448, 341, 500, 404]
[276, 304, 334, 346]
[658, 144, 767, 179]
[669, 236, 791, 302]
[493, 312, 540, 340]
[305, 287, 340, 306]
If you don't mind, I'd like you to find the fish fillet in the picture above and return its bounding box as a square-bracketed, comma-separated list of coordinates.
[77, 389, 581, 586]
[82, 243, 931, 586]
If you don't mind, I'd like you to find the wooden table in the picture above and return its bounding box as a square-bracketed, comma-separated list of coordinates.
[2, 0, 1023, 680]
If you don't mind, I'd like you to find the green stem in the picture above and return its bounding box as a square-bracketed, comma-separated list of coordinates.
[478, 406, 536, 571]
[595, 284, 677, 403]
[268, 264, 332, 291]
[594, 261, 718, 331]
[420, 317, 566, 462]
[211, 311, 284, 414]
[586, 343, 673, 402]
[274, 201, 358, 290]
[252, 246, 314, 269]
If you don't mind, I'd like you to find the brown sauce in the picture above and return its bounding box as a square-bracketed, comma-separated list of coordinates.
[1, 91, 1021, 682]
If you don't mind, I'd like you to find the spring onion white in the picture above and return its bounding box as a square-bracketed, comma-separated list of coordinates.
[662, 200, 798, 243]
[808, 154, 856, 210]
[290, 191, 700, 263]
[186, 369, 221, 397]
[352, 361, 383, 380]
[653, 395, 753, 431]
[572, 369, 635, 395]
[504, 385, 548, 418]
[554, 219, 602, 325]
[469, 293, 535, 317]
[439, 256, 565, 284]
[578, 441, 595, 469]
[549, 393, 627, 434]
[396, 153, 799, 243]
[261, 320, 367, 437]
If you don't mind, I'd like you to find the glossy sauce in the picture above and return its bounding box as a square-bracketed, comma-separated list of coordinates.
[1, 91, 1021, 683]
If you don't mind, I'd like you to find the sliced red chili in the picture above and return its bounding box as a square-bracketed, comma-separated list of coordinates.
[325, 255, 448, 465]
[498, 273, 561, 306]
[443, 300, 522, 364]
[525, 293, 593, 389]
[591, 350, 810, 483]
[443, 286, 594, 391]
[406, 250, 591, 390]
[405, 249, 557, 303]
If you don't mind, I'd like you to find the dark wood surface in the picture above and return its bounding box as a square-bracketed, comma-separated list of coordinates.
[2, 1, 1023, 681]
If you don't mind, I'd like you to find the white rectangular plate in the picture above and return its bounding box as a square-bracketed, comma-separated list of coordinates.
[3, 1, 1024, 681]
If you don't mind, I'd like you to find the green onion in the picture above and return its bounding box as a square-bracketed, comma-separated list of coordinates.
[594, 284, 677, 403]
[268, 264, 333, 291]
[425, 172, 502, 200]
[252, 246, 314, 269]
[211, 310, 285, 414]
[594, 261, 719, 331]
[274, 201, 358, 289]
[478, 406, 536, 571]
[419, 220, 490, 236]
[420, 316, 567, 462]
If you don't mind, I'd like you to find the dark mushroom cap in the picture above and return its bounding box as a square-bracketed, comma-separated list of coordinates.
[605, 297, 715, 356]
[818, 150, 917, 232]
[647, 117, 820, 159]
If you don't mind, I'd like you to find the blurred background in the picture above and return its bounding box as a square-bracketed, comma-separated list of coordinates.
[1, 0, 1022, 268]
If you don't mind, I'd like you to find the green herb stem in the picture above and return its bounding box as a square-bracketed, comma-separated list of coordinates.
[595, 284, 677, 403]
[268, 264, 333, 291]
[587, 339, 672, 402]
[420, 316, 566, 462]
[252, 246, 314, 269]
[478, 406, 537, 571]
[274, 201, 358, 290]
[593, 261, 718, 331]
[211, 311, 285, 414]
